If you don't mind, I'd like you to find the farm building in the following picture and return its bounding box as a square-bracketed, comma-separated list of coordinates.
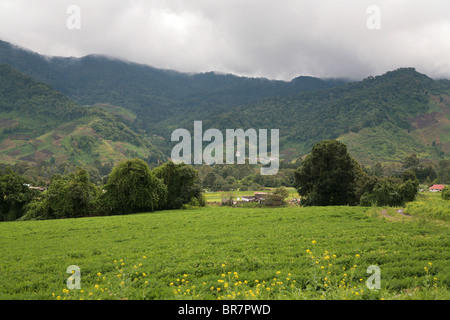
[429, 184, 446, 192]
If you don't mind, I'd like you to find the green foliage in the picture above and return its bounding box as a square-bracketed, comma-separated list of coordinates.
[263, 186, 290, 207]
[99, 159, 167, 215]
[0, 206, 449, 300]
[0, 64, 85, 124]
[359, 176, 419, 207]
[24, 168, 99, 219]
[442, 186, 450, 200]
[0, 169, 36, 221]
[293, 140, 361, 206]
[406, 192, 450, 221]
[403, 153, 420, 168]
[2, 42, 450, 168]
[153, 161, 203, 210]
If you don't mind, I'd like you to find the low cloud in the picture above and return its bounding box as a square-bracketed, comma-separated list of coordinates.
[0, 0, 449, 80]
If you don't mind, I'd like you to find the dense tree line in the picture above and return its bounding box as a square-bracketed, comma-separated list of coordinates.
[0, 159, 204, 221]
[293, 140, 424, 207]
[0, 140, 447, 221]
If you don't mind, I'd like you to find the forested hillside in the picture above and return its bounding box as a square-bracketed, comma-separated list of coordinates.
[0, 40, 449, 171]
[0, 40, 347, 135]
[0, 64, 166, 184]
[203, 68, 450, 163]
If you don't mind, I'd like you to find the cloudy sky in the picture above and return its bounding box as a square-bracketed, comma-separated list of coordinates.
[0, 0, 449, 81]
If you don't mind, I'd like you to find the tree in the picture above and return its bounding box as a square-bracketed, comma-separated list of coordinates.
[23, 168, 99, 220]
[99, 159, 167, 215]
[437, 159, 450, 184]
[293, 140, 361, 206]
[153, 161, 203, 209]
[442, 186, 450, 200]
[203, 172, 217, 190]
[264, 186, 290, 206]
[0, 170, 36, 221]
[403, 153, 419, 168]
[46, 168, 98, 218]
[359, 174, 418, 207]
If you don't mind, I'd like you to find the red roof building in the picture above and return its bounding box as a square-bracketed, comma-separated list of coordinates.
[429, 184, 446, 192]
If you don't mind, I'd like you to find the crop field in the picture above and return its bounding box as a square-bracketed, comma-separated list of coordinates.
[204, 188, 300, 203]
[0, 203, 449, 300]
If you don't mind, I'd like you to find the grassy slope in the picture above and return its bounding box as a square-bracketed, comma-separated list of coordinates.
[0, 205, 448, 300]
[0, 113, 151, 166]
[337, 123, 440, 166]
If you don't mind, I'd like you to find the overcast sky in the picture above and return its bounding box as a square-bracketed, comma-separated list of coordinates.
[0, 0, 449, 81]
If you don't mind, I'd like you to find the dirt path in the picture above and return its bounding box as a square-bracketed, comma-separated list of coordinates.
[380, 209, 397, 219]
[380, 208, 410, 220]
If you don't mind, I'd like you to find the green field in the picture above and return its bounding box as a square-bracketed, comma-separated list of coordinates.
[204, 188, 299, 203]
[0, 203, 449, 300]
[405, 192, 450, 221]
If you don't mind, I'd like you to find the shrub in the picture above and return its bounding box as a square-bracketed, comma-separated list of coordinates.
[99, 159, 167, 215]
[442, 186, 450, 200]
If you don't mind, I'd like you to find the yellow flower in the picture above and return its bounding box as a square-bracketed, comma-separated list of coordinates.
[312, 240, 317, 244]
[355, 254, 360, 258]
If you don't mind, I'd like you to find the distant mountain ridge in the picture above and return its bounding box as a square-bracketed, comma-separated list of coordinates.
[0, 39, 449, 167]
[0, 40, 348, 130]
[0, 64, 166, 168]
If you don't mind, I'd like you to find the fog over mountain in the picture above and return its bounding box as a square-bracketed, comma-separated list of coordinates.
[0, 0, 449, 81]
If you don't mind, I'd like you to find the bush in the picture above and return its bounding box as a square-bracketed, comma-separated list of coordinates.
[442, 186, 450, 200]
[22, 169, 99, 220]
[264, 187, 289, 207]
[153, 161, 203, 210]
[99, 159, 167, 215]
[359, 176, 418, 207]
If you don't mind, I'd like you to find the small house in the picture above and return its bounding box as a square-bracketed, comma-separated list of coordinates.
[429, 184, 446, 192]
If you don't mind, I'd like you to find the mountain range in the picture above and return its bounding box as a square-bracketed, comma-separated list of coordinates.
[0, 39, 449, 175]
